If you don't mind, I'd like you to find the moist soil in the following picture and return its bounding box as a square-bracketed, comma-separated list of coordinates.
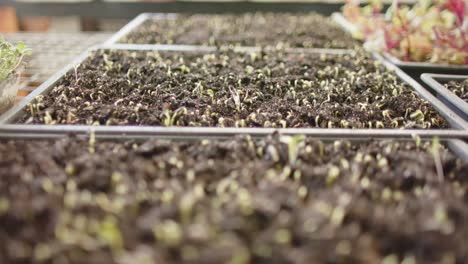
[1, 135, 467, 263]
[445, 79, 468, 102]
[20, 49, 448, 129]
[118, 13, 358, 49]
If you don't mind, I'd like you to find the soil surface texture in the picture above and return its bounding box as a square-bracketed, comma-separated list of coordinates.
[20, 49, 448, 129]
[445, 79, 468, 102]
[118, 13, 358, 49]
[1, 135, 467, 263]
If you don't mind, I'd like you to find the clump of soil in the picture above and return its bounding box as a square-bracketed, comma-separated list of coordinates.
[0, 135, 467, 263]
[118, 13, 358, 49]
[20, 49, 448, 129]
[445, 79, 468, 102]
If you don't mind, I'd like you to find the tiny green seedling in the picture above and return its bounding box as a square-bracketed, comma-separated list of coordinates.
[431, 136, 444, 183]
[281, 135, 306, 165]
[162, 107, 188, 126]
[73, 64, 81, 82]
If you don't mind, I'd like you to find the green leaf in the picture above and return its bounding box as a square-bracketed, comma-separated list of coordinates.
[0, 38, 30, 81]
[17, 41, 24, 52]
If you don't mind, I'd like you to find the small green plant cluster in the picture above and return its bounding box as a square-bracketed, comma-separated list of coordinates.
[0, 37, 31, 81]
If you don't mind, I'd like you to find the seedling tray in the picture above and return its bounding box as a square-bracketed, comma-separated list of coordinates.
[331, 13, 468, 79]
[105, 12, 358, 51]
[421, 74, 468, 121]
[1, 124, 467, 140]
[0, 45, 467, 133]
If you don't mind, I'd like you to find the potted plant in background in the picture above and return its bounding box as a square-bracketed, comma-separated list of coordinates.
[0, 37, 30, 114]
[335, 0, 468, 78]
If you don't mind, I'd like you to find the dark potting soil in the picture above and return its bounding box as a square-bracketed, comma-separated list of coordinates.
[1, 135, 467, 263]
[118, 13, 358, 49]
[445, 79, 468, 102]
[19, 49, 448, 129]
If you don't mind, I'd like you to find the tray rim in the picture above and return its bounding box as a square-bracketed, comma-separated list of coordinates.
[0, 124, 467, 139]
[105, 43, 356, 55]
[382, 53, 468, 70]
[0, 126, 466, 160]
